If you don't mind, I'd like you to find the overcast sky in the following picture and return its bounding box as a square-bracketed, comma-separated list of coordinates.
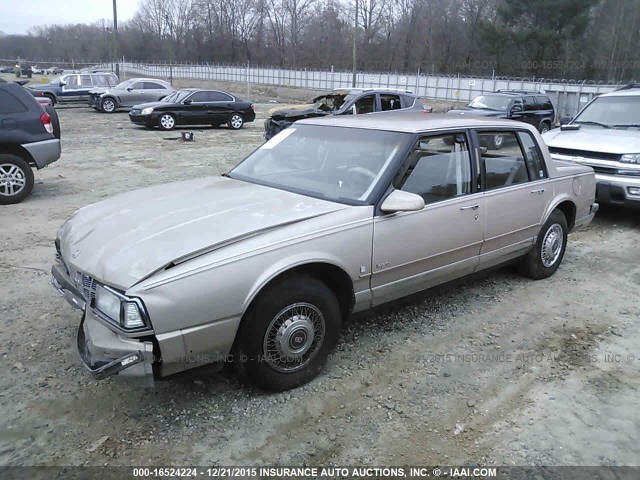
[0, 0, 141, 35]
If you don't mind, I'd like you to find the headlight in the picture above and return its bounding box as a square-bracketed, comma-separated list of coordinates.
[94, 283, 149, 330]
[141, 107, 154, 115]
[620, 153, 640, 164]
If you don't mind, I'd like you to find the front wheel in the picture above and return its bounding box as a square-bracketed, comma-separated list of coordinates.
[0, 154, 34, 204]
[158, 113, 176, 130]
[539, 122, 550, 134]
[100, 97, 117, 113]
[233, 276, 342, 391]
[520, 209, 568, 279]
[228, 113, 244, 130]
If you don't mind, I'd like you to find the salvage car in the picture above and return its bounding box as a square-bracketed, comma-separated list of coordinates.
[128, 88, 255, 130]
[51, 114, 598, 391]
[543, 84, 640, 208]
[27, 72, 118, 105]
[88, 78, 175, 113]
[264, 88, 430, 140]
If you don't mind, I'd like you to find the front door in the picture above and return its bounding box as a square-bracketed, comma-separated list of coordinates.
[59, 75, 81, 102]
[371, 131, 484, 305]
[476, 129, 553, 268]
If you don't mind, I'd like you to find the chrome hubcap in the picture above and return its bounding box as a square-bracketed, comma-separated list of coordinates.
[0, 163, 27, 197]
[263, 302, 325, 373]
[541, 223, 563, 267]
[230, 115, 242, 129]
[103, 99, 115, 112]
[161, 115, 175, 129]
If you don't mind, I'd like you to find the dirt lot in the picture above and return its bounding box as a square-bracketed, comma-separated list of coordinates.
[1, 79, 639, 470]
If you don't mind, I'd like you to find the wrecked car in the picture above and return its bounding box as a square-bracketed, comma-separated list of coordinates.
[264, 88, 430, 140]
[51, 113, 597, 392]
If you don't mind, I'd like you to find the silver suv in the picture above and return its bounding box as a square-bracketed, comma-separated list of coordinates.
[543, 85, 640, 208]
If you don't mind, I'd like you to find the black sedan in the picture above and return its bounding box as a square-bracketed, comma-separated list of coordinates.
[128, 89, 255, 130]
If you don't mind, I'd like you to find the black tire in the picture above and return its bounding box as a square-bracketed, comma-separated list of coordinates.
[100, 97, 117, 113]
[519, 209, 568, 280]
[45, 105, 61, 139]
[233, 275, 342, 391]
[539, 122, 551, 134]
[0, 154, 35, 205]
[228, 113, 244, 130]
[158, 113, 176, 130]
[44, 93, 56, 105]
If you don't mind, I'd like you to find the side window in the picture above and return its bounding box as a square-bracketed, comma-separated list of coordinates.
[129, 82, 144, 90]
[208, 91, 233, 101]
[188, 92, 208, 102]
[394, 134, 472, 205]
[478, 131, 530, 190]
[0, 90, 27, 113]
[80, 75, 92, 86]
[512, 98, 523, 112]
[65, 75, 78, 87]
[523, 96, 537, 111]
[144, 82, 165, 90]
[354, 94, 375, 114]
[536, 96, 553, 110]
[518, 131, 547, 180]
[380, 94, 402, 111]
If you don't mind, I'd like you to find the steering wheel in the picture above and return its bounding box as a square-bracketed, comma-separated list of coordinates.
[344, 166, 377, 193]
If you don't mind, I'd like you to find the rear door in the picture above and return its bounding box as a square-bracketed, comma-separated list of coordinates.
[476, 129, 553, 268]
[371, 131, 484, 305]
[142, 81, 170, 103]
[203, 90, 236, 125]
[180, 91, 208, 124]
[521, 96, 539, 127]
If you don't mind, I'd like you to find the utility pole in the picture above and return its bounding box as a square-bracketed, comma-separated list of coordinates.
[352, 0, 358, 87]
[112, 0, 120, 77]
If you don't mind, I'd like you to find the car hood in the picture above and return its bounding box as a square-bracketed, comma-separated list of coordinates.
[446, 108, 506, 117]
[132, 100, 167, 110]
[58, 176, 347, 289]
[542, 127, 640, 154]
[27, 84, 56, 91]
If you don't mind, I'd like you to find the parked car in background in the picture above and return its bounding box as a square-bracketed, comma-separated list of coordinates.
[31, 66, 44, 75]
[52, 113, 597, 391]
[88, 78, 175, 113]
[0, 80, 61, 204]
[128, 88, 255, 130]
[45, 67, 64, 75]
[543, 84, 640, 209]
[264, 88, 430, 140]
[0, 66, 15, 73]
[27, 72, 118, 105]
[447, 90, 556, 148]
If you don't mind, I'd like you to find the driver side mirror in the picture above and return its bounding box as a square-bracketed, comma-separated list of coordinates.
[183, 99, 192, 105]
[380, 190, 425, 213]
[126, 87, 133, 91]
[59, 80, 67, 86]
[510, 104, 522, 114]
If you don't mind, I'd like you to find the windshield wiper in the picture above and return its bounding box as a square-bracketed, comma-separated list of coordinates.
[575, 121, 612, 128]
[611, 124, 640, 128]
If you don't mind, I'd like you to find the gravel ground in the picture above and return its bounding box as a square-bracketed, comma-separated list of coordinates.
[0, 84, 639, 469]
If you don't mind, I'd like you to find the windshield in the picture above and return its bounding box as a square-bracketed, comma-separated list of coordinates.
[573, 96, 640, 128]
[230, 124, 410, 204]
[162, 90, 190, 103]
[468, 95, 511, 111]
[49, 76, 64, 84]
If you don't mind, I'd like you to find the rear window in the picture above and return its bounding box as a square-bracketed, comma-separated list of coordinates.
[0, 89, 28, 113]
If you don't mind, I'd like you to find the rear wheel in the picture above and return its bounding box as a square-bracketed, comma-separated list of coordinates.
[0, 154, 34, 205]
[228, 113, 244, 130]
[100, 97, 117, 113]
[233, 275, 341, 391]
[159, 113, 176, 130]
[539, 122, 550, 133]
[519, 209, 568, 279]
[44, 93, 55, 105]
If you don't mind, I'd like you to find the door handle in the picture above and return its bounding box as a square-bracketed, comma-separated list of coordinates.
[460, 204, 480, 210]
[531, 188, 546, 194]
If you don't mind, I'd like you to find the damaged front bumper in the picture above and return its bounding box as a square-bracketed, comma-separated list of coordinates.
[51, 264, 155, 387]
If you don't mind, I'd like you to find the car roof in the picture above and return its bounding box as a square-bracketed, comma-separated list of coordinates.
[601, 87, 640, 97]
[329, 88, 415, 96]
[297, 112, 534, 132]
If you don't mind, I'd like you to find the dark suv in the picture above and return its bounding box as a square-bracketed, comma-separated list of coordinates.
[27, 72, 118, 105]
[447, 90, 555, 148]
[0, 81, 61, 204]
[264, 88, 430, 140]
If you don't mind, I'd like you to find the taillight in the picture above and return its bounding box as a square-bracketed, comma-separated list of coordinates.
[41, 112, 53, 134]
